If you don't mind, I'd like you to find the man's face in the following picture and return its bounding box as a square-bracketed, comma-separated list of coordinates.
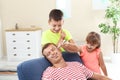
[49, 19, 64, 33]
[43, 44, 62, 64]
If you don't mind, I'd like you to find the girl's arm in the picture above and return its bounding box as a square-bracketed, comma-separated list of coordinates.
[68, 39, 75, 44]
[99, 52, 108, 76]
[62, 43, 79, 53]
[91, 72, 111, 80]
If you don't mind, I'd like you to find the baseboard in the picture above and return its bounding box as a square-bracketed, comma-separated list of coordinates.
[103, 56, 111, 62]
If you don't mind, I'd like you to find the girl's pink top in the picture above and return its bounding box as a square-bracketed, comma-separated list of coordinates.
[80, 45, 101, 74]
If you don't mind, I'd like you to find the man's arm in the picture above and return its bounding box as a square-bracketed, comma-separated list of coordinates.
[91, 72, 112, 80]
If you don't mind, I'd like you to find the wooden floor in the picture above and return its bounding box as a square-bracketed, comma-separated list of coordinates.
[0, 71, 16, 75]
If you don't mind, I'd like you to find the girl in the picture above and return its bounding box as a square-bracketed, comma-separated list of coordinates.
[79, 32, 108, 76]
[62, 32, 108, 76]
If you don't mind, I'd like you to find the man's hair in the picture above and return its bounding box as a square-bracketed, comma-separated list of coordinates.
[42, 43, 57, 56]
[86, 31, 101, 48]
[49, 9, 63, 21]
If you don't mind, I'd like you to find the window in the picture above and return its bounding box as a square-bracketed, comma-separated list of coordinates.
[56, 0, 71, 18]
[92, 0, 109, 10]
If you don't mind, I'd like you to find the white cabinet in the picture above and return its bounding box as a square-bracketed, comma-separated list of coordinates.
[5, 28, 42, 61]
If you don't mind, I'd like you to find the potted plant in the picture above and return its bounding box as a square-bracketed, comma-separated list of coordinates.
[98, 0, 120, 63]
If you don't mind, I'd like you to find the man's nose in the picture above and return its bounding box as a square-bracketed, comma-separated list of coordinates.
[50, 51, 55, 55]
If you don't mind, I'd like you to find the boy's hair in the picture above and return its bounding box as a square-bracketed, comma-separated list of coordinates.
[86, 31, 101, 48]
[49, 9, 63, 21]
[42, 43, 57, 56]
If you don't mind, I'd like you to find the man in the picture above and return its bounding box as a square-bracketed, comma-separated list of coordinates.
[42, 9, 75, 52]
[42, 43, 111, 80]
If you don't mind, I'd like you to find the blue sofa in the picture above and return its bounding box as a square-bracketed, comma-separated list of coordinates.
[17, 52, 83, 80]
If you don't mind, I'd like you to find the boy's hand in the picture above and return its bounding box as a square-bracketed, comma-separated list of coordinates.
[60, 30, 66, 40]
[57, 30, 66, 48]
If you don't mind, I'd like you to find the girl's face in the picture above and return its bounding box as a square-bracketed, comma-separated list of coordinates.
[86, 43, 98, 52]
[49, 19, 64, 33]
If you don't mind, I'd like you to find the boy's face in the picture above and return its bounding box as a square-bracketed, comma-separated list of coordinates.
[43, 44, 62, 64]
[49, 19, 64, 33]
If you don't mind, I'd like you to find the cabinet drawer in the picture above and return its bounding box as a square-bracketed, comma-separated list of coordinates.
[6, 39, 35, 47]
[6, 31, 36, 39]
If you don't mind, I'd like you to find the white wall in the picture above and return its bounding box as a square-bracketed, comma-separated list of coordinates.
[0, 0, 3, 58]
[0, 18, 2, 58]
[0, 0, 113, 57]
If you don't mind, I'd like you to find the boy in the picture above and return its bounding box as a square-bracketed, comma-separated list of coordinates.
[42, 9, 75, 52]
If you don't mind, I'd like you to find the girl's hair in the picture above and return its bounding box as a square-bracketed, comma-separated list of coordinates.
[49, 9, 63, 21]
[86, 32, 101, 48]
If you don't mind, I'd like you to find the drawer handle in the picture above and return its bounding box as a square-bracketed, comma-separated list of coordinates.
[27, 40, 30, 42]
[12, 33, 16, 36]
[13, 40, 16, 42]
[28, 54, 31, 56]
[27, 47, 30, 49]
[26, 33, 30, 35]
[13, 47, 16, 49]
[13, 54, 17, 56]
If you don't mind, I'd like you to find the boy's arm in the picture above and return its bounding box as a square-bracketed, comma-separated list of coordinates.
[57, 30, 66, 48]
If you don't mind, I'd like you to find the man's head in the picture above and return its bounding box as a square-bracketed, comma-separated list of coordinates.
[42, 43, 63, 64]
[48, 9, 64, 33]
